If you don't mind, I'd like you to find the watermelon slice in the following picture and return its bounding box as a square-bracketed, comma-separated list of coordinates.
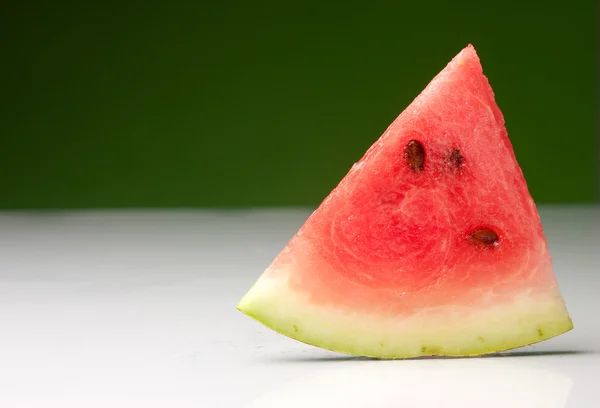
[237, 45, 573, 358]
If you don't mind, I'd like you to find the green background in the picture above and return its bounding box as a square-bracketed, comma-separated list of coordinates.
[1, 1, 596, 208]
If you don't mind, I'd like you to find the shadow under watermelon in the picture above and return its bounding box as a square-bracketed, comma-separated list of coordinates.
[264, 349, 590, 363]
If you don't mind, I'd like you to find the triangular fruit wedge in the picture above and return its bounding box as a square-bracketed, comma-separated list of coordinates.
[237, 45, 573, 358]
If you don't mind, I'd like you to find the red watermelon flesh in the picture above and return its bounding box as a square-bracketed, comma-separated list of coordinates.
[237, 45, 573, 358]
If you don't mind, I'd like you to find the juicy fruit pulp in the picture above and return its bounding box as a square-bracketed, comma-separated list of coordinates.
[237, 45, 573, 358]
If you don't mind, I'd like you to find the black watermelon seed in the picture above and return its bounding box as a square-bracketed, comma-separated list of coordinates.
[404, 140, 424, 172]
[470, 229, 499, 247]
[447, 148, 464, 170]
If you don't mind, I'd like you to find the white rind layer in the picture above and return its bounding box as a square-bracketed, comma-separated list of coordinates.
[237, 268, 573, 358]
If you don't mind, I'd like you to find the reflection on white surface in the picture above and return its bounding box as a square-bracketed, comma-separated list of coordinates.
[251, 358, 572, 408]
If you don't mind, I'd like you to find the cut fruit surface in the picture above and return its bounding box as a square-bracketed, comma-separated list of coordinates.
[237, 45, 573, 358]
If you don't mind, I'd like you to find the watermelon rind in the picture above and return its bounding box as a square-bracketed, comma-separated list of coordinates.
[238, 271, 572, 358]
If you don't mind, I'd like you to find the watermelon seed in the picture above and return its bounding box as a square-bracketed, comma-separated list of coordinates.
[446, 148, 464, 170]
[470, 229, 499, 247]
[404, 140, 424, 172]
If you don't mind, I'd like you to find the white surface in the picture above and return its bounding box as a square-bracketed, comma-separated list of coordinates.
[0, 205, 598, 407]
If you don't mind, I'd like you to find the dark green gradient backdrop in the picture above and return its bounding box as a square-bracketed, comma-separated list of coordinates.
[1, 2, 596, 208]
